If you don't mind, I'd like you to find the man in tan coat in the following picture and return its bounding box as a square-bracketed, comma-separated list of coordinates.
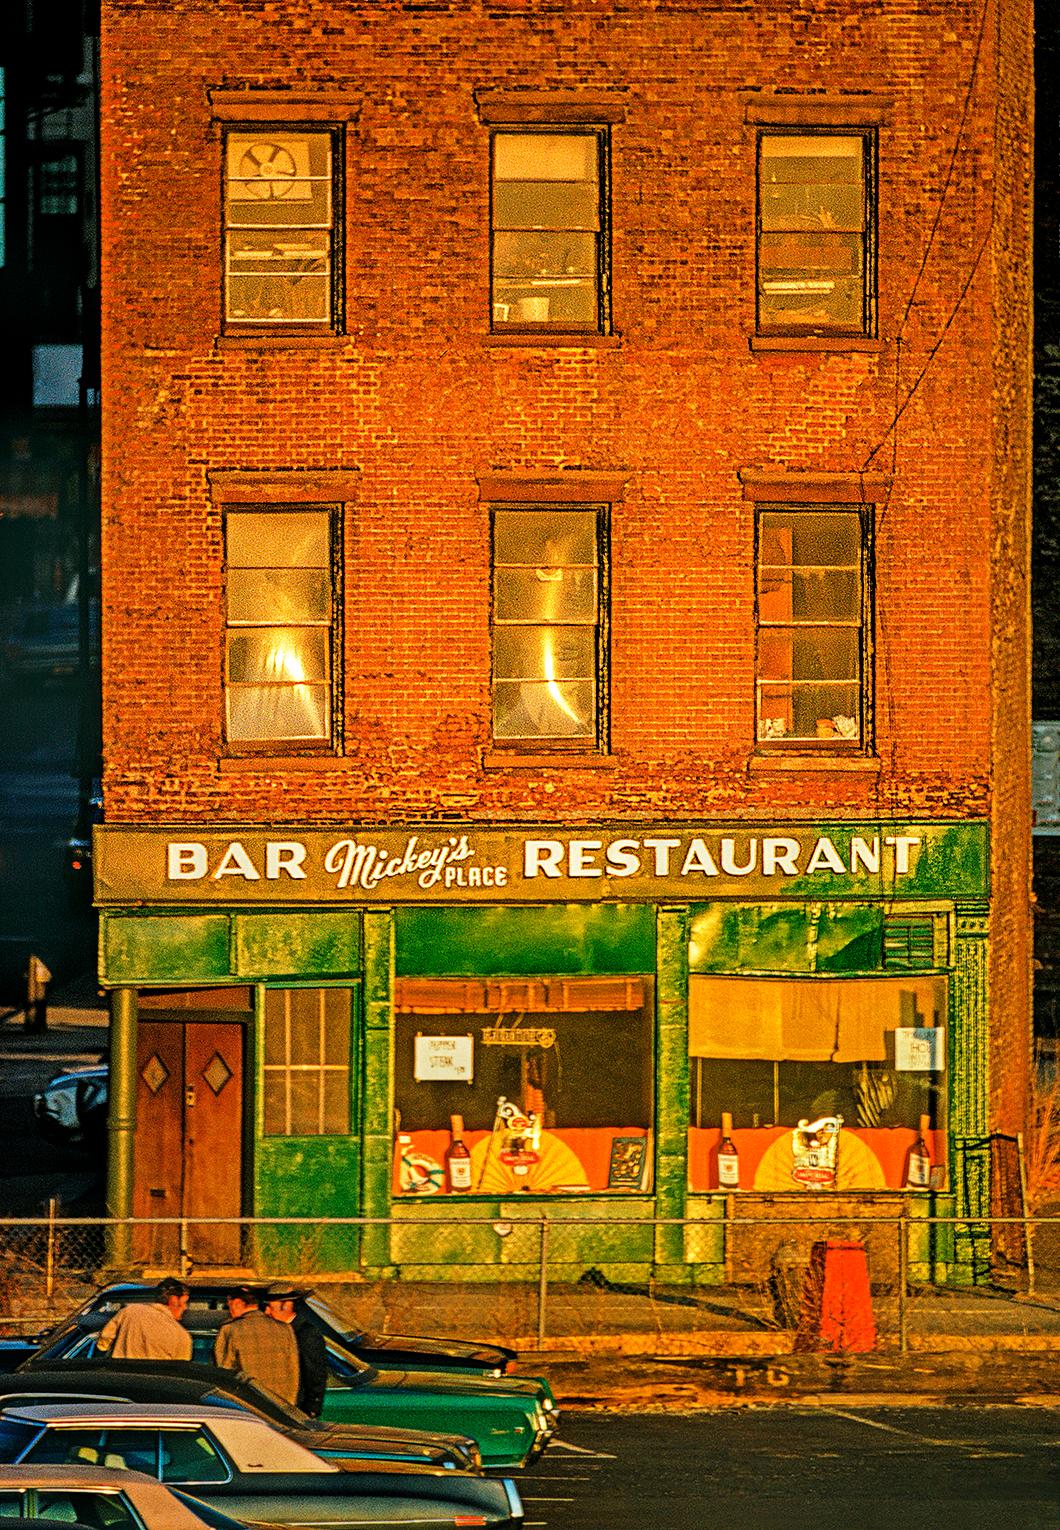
[97, 1278, 192, 1361]
[213, 1286, 299, 1405]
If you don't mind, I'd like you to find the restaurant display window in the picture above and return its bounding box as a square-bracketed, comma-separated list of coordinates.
[392, 976, 653, 1195]
[688, 974, 947, 1192]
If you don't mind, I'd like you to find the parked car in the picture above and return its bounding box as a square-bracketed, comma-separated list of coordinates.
[0, 1341, 40, 1374]
[4, 1360, 482, 1471]
[22, 1305, 557, 1471]
[37, 1282, 518, 1378]
[0, 1461, 247, 1529]
[0, 1402, 524, 1527]
[32, 1065, 108, 1150]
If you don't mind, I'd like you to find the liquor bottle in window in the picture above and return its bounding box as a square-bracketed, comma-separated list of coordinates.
[717, 1112, 740, 1190]
[904, 1114, 932, 1189]
[445, 1113, 473, 1192]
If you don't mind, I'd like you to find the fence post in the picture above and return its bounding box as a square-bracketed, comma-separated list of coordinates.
[898, 1215, 908, 1355]
[45, 1198, 57, 1303]
[536, 1212, 549, 1349]
[1016, 1132, 1036, 1296]
[179, 1217, 191, 1279]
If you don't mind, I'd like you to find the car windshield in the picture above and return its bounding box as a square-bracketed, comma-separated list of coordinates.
[307, 1293, 364, 1340]
[0, 1418, 39, 1461]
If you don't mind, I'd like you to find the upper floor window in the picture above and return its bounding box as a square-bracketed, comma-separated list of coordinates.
[757, 132, 875, 337]
[491, 130, 609, 334]
[756, 505, 871, 749]
[224, 506, 339, 749]
[491, 504, 607, 747]
[224, 130, 339, 327]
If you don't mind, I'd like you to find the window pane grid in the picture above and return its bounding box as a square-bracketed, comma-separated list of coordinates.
[755, 506, 867, 746]
[224, 131, 336, 327]
[757, 131, 872, 336]
[491, 130, 606, 331]
[262, 988, 352, 1137]
[224, 508, 336, 748]
[492, 506, 605, 744]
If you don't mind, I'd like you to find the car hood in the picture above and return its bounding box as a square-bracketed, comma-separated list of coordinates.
[357, 1331, 515, 1367]
[361, 1367, 550, 1404]
[289, 1419, 479, 1469]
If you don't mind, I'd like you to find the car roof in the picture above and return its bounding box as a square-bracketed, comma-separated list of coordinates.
[4, 1401, 246, 1425]
[0, 1463, 159, 1487]
[0, 1463, 228, 1528]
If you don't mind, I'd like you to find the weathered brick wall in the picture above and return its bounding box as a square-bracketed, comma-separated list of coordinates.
[99, 1, 1030, 1077]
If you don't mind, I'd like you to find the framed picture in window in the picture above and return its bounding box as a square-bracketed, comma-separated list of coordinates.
[608, 1134, 648, 1190]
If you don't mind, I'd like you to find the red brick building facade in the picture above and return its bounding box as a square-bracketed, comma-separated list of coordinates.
[97, 0, 1032, 1280]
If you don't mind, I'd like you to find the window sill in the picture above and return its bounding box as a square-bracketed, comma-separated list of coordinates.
[219, 755, 356, 773]
[483, 333, 621, 350]
[483, 749, 617, 770]
[750, 335, 882, 354]
[749, 753, 881, 774]
[214, 333, 347, 351]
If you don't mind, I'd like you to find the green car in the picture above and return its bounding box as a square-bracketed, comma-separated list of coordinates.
[316, 1336, 557, 1470]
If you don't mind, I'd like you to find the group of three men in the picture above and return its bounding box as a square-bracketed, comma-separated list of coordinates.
[97, 1277, 329, 1417]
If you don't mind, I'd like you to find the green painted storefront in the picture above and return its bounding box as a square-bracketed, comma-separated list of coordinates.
[98, 819, 992, 1282]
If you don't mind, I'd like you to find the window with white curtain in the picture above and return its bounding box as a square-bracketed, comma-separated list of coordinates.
[224, 506, 338, 748]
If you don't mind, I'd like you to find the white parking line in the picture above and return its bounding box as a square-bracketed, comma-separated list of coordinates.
[820, 1408, 949, 1445]
[548, 1438, 618, 1459]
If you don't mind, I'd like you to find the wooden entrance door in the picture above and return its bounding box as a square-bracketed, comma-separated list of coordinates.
[133, 1020, 244, 1268]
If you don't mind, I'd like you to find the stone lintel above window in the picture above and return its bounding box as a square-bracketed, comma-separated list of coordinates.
[208, 89, 361, 123]
[477, 471, 628, 504]
[743, 92, 893, 127]
[737, 469, 891, 504]
[475, 90, 627, 125]
[207, 468, 360, 504]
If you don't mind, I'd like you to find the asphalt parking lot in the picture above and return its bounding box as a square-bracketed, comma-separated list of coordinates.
[517, 1406, 1060, 1530]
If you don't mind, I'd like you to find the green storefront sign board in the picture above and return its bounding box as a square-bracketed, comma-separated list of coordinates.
[95, 820, 989, 907]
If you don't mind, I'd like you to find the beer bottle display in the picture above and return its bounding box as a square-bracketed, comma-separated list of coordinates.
[717, 1111, 740, 1190]
[445, 1113, 473, 1192]
[904, 1113, 932, 1189]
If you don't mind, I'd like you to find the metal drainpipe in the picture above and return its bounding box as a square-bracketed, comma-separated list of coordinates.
[106, 986, 138, 1269]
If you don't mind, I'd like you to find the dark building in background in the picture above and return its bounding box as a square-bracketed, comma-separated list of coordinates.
[0, 0, 100, 784]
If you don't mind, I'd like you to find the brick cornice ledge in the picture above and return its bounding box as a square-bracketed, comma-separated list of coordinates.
[742, 91, 894, 126]
[477, 470, 629, 503]
[737, 468, 892, 504]
[208, 89, 361, 122]
[207, 468, 361, 503]
[474, 89, 628, 124]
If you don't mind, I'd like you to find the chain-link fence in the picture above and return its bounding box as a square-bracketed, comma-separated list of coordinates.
[2, 1209, 1058, 1354]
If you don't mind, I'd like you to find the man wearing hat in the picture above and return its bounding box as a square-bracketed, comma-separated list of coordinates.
[263, 1284, 329, 1418]
[213, 1285, 299, 1405]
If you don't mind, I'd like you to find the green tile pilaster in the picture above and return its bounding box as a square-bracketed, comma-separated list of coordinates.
[105, 987, 137, 1270]
[361, 908, 395, 1273]
[654, 905, 690, 1267]
[950, 902, 991, 1277]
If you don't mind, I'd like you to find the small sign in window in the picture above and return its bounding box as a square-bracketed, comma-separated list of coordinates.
[414, 1033, 474, 1082]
